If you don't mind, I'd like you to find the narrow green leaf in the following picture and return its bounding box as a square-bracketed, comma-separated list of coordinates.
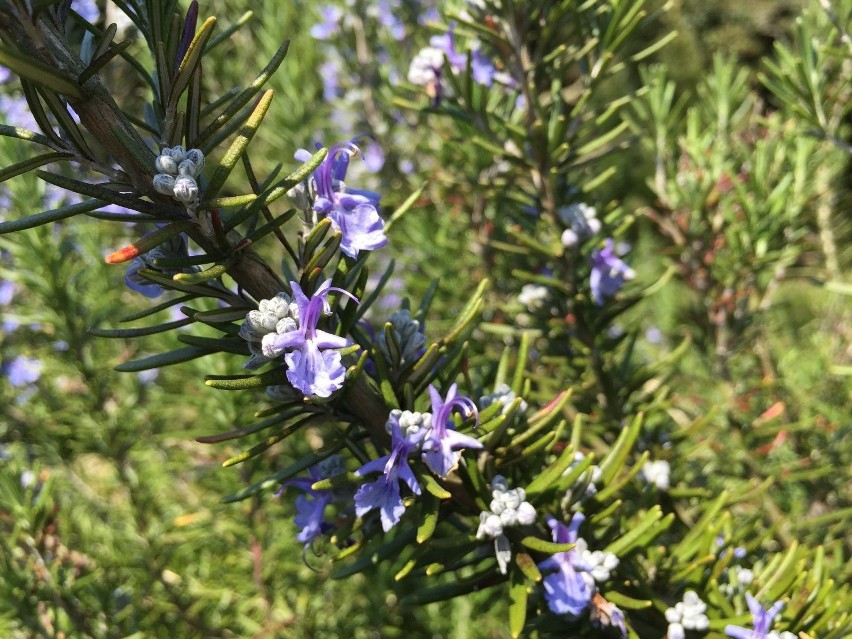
[177, 334, 248, 355]
[113, 346, 212, 372]
[196, 407, 302, 443]
[207, 11, 254, 50]
[0, 152, 72, 183]
[598, 412, 644, 484]
[441, 279, 489, 345]
[105, 220, 195, 263]
[205, 368, 285, 390]
[37, 171, 171, 217]
[222, 418, 312, 467]
[195, 41, 289, 150]
[79, 39, 133, 84]
[0, 43, 82, 98]
[526, 442, 576, 497]
[118, 294, 196, 323]
[88, 317, 193, 337]
[0, 124, 55, 148]
[332, 528, 418, 580]
[508, 569, 528, 638]
[203, 89, 274, 201]
[416, 493, 440, 544]
[191, 307, 251, 324]
[0, 198, 104, 234]
[221, 147, 326, 232]
[520, 536, 575, 554]
[170, 16, 217, 107]
[602, 591, 653, 609]
[605, 507, 666, 556]
[420, 473, 452, 500]
[173, 263, 229, 284]
[222, 439, 347, 502]
[384, 183, 425, 233]
[399, 567, 503, 605]
[514, 552, 541, 583]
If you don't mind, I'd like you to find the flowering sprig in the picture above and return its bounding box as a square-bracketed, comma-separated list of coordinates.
[420, 383, 481, 478]
[294, 141, 387, 259]
[354, 412, 424, 532]
[537, 513, 619, 618]
[238, 280, 357, 398]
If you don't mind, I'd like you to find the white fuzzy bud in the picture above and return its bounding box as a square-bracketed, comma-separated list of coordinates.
[172, 175, 199, 203]
[166, 145, 187, 162]
[153, 173, 176, 195]
[476, 512, 503, 539]
[561, 228, 579, 247]
[516, 501, 536, 525]
[155, 155, 178, 175]
[185, 148, 205, 172]
[178, 159, 198, 177]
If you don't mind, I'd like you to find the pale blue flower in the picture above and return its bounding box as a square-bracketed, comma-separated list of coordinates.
[725, 594, 787, 639]
[421, 383, 481, 478]
[590, 239, 635, 305]
[311, 142, 387, 258]
[310, 6, 342, 40]
[261, 279, 354, 398]
[3, 356, 42, 387]
[537, 513, 595, 616]
[354, 415, 423, 532]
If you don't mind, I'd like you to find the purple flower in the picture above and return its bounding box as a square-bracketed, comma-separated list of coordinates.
[280, 457, 345, 545]
[261, 279, 354, 398]
[537, 513, 595, 616]
[420, 383, 481, 478]
[590, 239, 635, 305]
[354, 415, 423, 532]
[310, 5, 342, 40]
[2, 356, 42, 387]
[0, 279, 15, 306]
[319, 58, 341, 102]
[471, 49, 496, 86]
[725, 594, 786, 639]
[429, 23, 466, 71]
[0, 65, 11, 84]
[71, 0, 100, 22]
[310, 141, 387, 259]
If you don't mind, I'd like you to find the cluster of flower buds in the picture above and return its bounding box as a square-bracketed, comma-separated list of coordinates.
[557, 202, 601, 248]
[388, 409, 432, 440]
[477, 476, 537, 574]
[152, 145, 205, 207]
[238, 292, 300, 370]
[378, 309, 426, 368]
[665, 591, 710, 639]
[480, 383, 529, 416]
[477, 475, 537, 539]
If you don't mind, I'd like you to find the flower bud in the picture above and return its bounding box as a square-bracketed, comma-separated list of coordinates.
[185, 148, 205, 173]
[166, 145, 187, 162]
[153, 173, 176, 195]
[516, 501, 536, 525]
[178, 159, 198, 177]
[561, 228, 579, 247]
[172, 175, 199, 203]
[155, 155, 178, 175]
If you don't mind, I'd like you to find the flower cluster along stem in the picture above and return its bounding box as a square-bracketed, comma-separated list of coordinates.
[0, 9, 394, 438]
